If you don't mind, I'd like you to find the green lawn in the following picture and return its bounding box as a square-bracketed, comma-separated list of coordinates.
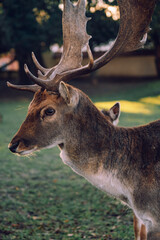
[1, 80, 160, 240]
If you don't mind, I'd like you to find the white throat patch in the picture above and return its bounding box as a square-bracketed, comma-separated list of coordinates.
[60, 149, 129, 199]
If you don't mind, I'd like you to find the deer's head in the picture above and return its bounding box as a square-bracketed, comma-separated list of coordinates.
[7, 0, 155, 155]
[8, 82, 82, 155]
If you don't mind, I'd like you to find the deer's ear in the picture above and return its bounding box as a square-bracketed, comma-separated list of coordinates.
[109, 102, 120, 126]
[59, 81, 79, 107]
[59, 81, 70, 104]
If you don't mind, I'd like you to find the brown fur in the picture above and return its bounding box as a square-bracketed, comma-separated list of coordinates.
[103, 106, 147, 240]
[9, 83, 160, 239]
[134, 214, 147, 240]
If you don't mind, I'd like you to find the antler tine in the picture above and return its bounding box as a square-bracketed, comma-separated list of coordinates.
[32, 52, 52, 74]
[7, 82, 41, 92]
[32, 52, 58, 75]
[24, 64, 61, 91]
[87, 44, 94, 69]
[138, 33, 148, 49]
[24, 64, 50, 89]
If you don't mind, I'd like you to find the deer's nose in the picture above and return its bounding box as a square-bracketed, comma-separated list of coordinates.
[8, 141, 20, 153]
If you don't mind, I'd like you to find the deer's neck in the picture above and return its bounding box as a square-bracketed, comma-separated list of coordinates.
[59, 122, 132, 202]
[59, 101, 133, 201]
[61, 102, 116, 171]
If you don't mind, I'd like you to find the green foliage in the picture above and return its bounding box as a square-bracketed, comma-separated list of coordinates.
[0, 0, 62, 83]
[87, 10, 119, 48]
[150, 2, 160, 46]
[87, 0, 117, 8]
[0, 0, 160, 55]
[86, 0, 119, 48]
[104, 0, 117, 5]
[0, 0, 62, 54]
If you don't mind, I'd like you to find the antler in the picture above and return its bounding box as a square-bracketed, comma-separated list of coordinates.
[59, 0, 156, 82]
[7, 0, 156, 92]
[7, 0, 91, 92]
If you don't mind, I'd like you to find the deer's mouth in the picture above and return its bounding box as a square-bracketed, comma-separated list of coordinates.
[17, 148, 38, 156]
[8, 139, 61, 155]
[8, 141, 38, 156]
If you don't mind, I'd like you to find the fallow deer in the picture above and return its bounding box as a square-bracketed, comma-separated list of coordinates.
[7, 0, 158, 239]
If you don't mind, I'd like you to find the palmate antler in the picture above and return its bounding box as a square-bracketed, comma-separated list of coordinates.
[7, 0, 156, 92]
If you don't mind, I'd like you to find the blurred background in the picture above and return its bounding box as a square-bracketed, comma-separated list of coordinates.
[0, 0, 160, 89]
[0, 1, 160, 239]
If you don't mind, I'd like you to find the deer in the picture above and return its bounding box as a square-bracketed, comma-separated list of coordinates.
[102, 103, 147, 240]
[7, 0, 157, 239]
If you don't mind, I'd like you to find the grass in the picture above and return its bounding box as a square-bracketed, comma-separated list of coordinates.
[1, 80, 160, 239]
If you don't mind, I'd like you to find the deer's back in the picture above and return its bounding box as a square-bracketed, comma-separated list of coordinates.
[103, 120, 160, 186]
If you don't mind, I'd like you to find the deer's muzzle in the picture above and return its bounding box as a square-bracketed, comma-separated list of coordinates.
[8, 136, 36, 155]
[8, 140, 20, 153]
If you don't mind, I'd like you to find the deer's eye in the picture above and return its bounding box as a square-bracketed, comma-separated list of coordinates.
[44, 108, 55, 116]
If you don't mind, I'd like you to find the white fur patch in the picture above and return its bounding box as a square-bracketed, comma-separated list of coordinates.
[60, 150, 82, 175]
[60, 149, 129, 199]
[19, 147, 38, 156]
[46, 140, 62, 149]
[85, 170, 128, 198]
[19, 140, 61, 155]
[113, 118, 119, 126]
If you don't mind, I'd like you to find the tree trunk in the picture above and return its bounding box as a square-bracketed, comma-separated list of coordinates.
[155, 44, 160, 77]
[152, 31, 160, 77]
